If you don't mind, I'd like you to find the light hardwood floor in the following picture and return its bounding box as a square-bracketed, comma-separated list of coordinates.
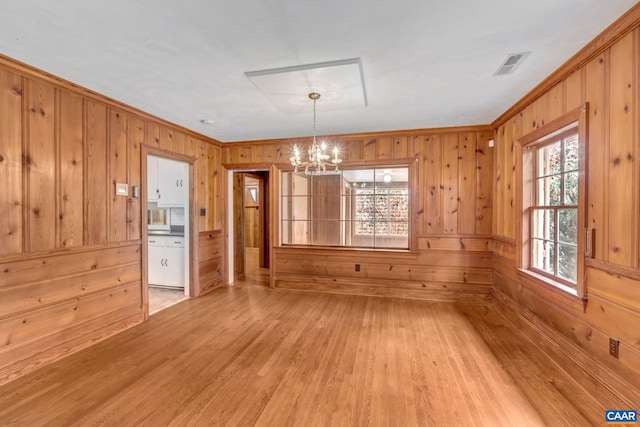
[0, 277, 624, 426]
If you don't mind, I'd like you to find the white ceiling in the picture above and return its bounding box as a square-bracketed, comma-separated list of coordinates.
[0, 1, 636, 142]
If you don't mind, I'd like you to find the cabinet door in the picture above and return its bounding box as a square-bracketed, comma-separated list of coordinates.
[157, 157, 185, 206]
[148, 241, 165, 286]
[164, 245, 185, 287]
[147, 156, 159, 201]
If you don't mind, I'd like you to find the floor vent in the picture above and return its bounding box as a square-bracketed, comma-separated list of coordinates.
[494, 52, 531, 76]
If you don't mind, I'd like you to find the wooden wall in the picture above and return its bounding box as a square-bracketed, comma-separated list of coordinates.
[492, 13, 640, 403]
[0, 58, 224, 386]
[223, 128, 494, 302]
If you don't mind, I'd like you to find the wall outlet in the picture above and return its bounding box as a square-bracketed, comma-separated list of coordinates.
[355, 264, 360, 272]
[200, 208, 206, 216]
[609, 337, 619, 359]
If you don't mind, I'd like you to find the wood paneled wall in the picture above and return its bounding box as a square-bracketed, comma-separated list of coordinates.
[223, 128, 494, 302]
[492, 14, 640, 403]
[0, 58, 224, 386]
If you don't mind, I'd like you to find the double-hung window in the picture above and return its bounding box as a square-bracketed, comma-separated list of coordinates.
[518, 106, 588, 297]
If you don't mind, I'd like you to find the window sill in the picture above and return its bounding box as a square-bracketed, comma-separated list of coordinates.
[515, 268, 587, 312]
[278, 244, 416, 255]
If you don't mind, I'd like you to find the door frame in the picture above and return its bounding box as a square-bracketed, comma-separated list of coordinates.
[226, 167, 273, 286]
[142, 147, 197, 319]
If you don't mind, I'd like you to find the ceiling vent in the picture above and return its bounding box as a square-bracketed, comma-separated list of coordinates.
[494, 52, 531, 76]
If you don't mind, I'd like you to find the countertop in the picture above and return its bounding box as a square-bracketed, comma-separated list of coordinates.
[148, 229, 185, 237]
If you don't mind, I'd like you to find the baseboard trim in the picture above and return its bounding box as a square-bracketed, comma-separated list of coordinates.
[491, 289, 640, 407]
[275, 279, 492, 304]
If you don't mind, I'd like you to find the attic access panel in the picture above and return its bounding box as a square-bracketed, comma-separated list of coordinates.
[246, 58, 368, 114]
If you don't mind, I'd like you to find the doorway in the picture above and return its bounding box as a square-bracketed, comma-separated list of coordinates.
[232, 171, 270, 284]
[146, 154, 192, 315]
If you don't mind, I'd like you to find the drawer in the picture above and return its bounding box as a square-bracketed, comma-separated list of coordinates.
[147, 237, 165, 247]
[165, 237, 185, 248]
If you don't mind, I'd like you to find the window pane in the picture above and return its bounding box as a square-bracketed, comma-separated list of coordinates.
[564, 172, 578, 205]
[389, 191, 409, 221]
[538, 141, 562, 176]
[355, 193, 374, 235]
[532, 239, 555, 275]
[312, 220, 341, 246]
[374, 220, 389, 236]
[558, 209, 577, 244]
[343, 169, 375, 190]
[311, 174, 341, 195]
[537, 175, 561, 205]
[389, 221, 409, 235]
[282, 220, 310, 245]
[282, 196, 309, 221]
[564, 134, 579, 171]
[532, 208, 555, 240]
[375, 195, 388, 221]
[375, 233, 409, 249]
[558, 244, 577, 283]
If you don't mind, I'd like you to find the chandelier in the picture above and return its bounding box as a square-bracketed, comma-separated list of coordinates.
[290, 92, 342, 174]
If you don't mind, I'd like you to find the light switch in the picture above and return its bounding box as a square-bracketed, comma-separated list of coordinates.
[116, 183, 129, 196]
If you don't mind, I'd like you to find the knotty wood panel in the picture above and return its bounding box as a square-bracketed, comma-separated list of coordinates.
[196, 140, 208, 232]
[0, 68, 23, 256]
[564, 69, 584, 114]
[0, 243, 143, 385]
[57, 90, 84, 248]
[108, 109, 128, 242]
[0, 263, 141, 318]
[213, 146, 223, 231]
[0, 282, 140, 351]
[145, 121, 160, 148]
[198, 231, 223, 294]
[494, 259, 640, 395]
[585, 53, 608, 260]
[476, 131, 493, 235]
[172, 131, 186, 154]
[423, 135, 441, 234]
[206, 144, 216, 231]
[441, 133, 459, 234]
[159, 126, 173, 152]
[458, 132, 476, 235]
[25, 79, 56, 252]
[84, 100, 108, 245]
[127, 116, 144, 241]
[607, 31, 636, 266]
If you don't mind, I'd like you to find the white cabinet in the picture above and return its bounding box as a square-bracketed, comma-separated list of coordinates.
[147, 156, 160, 201]
[148, 236, 185, 288]
[147, 156, 187, 206]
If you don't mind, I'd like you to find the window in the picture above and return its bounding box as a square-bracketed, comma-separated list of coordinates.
[518, 106, 587, 297]
[530, 132, 578, 283]
[281, 166, 410, 249]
